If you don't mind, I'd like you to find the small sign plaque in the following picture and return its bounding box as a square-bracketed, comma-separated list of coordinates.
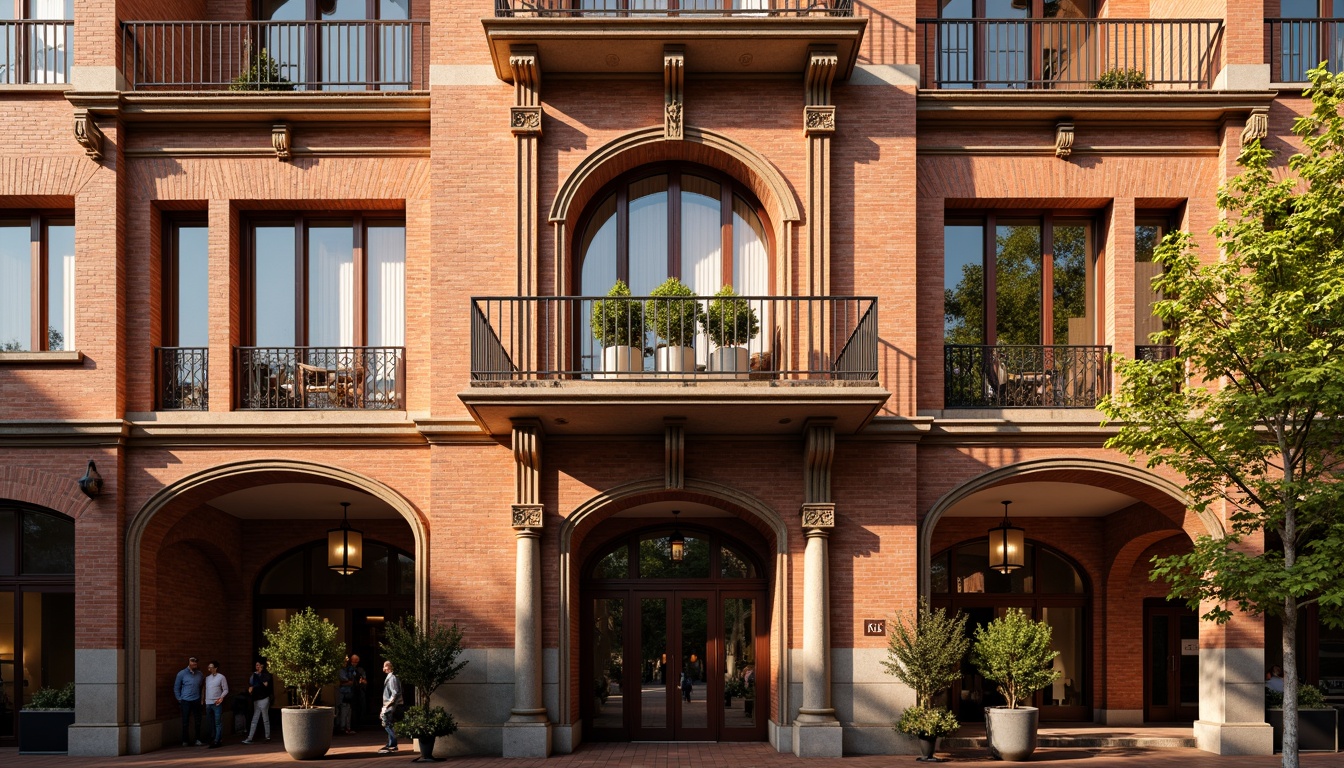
[1181, 639, 1199, 656]
[863, 619, 886, 637]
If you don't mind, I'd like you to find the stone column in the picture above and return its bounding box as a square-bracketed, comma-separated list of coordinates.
[793, 421, 841, 757]
[504, 419, 552, 757]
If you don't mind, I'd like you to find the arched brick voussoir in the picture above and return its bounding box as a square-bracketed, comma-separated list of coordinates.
[0, 464, 95, 520]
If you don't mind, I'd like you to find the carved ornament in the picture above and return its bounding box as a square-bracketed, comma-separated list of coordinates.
[800, 503, 836, 530]
[272, 123, 291, 160]
[511, 106, 543, 135]
[1054, 121, 1074, 159]
[73, 111, 104, 162]
[512, 504, 544, 529]
[1241, 108, 1269, 144]
[804, 106, 836, 136]
[665, 46, 685, 141]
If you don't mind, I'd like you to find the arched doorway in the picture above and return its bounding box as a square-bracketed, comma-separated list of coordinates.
[581, 524, 768, 742]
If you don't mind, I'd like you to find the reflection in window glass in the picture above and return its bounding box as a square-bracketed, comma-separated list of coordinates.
[681, 597, 708, 728]
[640, 597, 667, 729]
[311, 541, 388, 594]
[592, 597, 624, 729]
[1037, 547, 1084, 593]
[175, 224, 209, 347]
[944, 224, 985, 344]
[996, 223, 1042, 345]
[45, 223, 75, 351]
[954, 541, 1032, 594]
[1135, 223, 1166, 346]
[628, 175, 668, 295]
[722, 597, 757, 728]
[931, 552, 949, 594]
[22, 591, 75, 706]
[0, 509, 14, 576]
[0, 223, 32, 351]
[1052, 225, 1089, 345]
[594, 545, 629, 579]
[1042, 606, 1084, 707]
[397, 553, 414, 595]
[259, 550, 305, 594]
[254, 225, 297, 347]
[720, 544, 756, 578]
[21, 511, 74, 574]
[638, 535, 709, 579]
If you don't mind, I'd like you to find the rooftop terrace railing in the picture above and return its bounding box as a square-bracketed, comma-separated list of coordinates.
[0, 20, 72, 84]
[493, 1, 853, 17]
[917, 18, 1222, 90]
[1267, 18, 1343, 83]
[121, 20, 428, 91]
[944, 344, 1111, 408]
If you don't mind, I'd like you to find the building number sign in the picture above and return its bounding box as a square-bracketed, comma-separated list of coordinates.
[863, 619, 886, 637]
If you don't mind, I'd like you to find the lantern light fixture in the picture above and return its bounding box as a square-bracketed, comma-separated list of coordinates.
[669, 510, 685, 562]
[988, 500, 1025, 575]
[328, 501, 364, 575]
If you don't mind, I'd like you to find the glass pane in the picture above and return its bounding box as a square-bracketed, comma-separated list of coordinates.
[640, 598, 667, 729]
[397, 553, 414, 595]
[1043, 0, 1092, 18]
[1150, 614, 1170, 706]
[21, 591, 75, 707]
[1135, 224, 1165, 345]
[628, 175, 668, 296]
[954, 541, 1032, 594]
[45, 223, 74, 350]
[254, 225, 296, 346]
[723, 597, 757, 728]
[1052, 225, 1089, 345]
[0, 223, 31, 351]
[0, 591, 12, 738]
[376, 0, 411, 89]
[720, 543, 756, 579]
[592, 598, 624, 729]
[679, 597, 707, 730]
[1281, 1, 1319, 16]
[21, 511, 73, 574]
[944, 224, 984, 344]
[175, 224, 209, 347]
[958, 607, 1007, 718]
[259, 549, 305, 595]
[638, 535, 709, 579]
[1041, 606, 1084, 707]
[580, 195, 618, 294]
[0, 510, 12, 576]
[321, 0, 368, 91]
[312, 542, 388, 595]
[593, 545, 629, 579]
[1179, 613, 1199, 707]
[931, 551, 949, 594]
[681, 175, 721, 296]
[996, 223, 1042, 345]
[985, 0, 1030, 16]
[732, 196, 768, 297]
[307, 224, 355, 347]
[1037, 548, 1084, 593]
[366, 224, 405, 347]
[940, 0, 972, 18]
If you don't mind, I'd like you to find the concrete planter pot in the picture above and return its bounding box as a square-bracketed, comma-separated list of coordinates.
[597, 345, 642, 379]
[18, 709, 74, 754]
[984, 706, 1038, 761]
[1268, 707, 1339, 752]
[280, 707, 334, 760]
[655, 345, 696, 377]
[708, 346, 749, 379]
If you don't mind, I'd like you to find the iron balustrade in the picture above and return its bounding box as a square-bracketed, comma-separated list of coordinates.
[121, 20, 428, 91]
[235, 346, 404, 410]
[0, 20, 72, 84]
[1267, 19, 1344, 83]
[917, 18, 1222, 90]
[470, 295, 877, 381]
[944, 344, 1111, 408]
[493, 1, 853, 17]
[156, 347, 209, 411]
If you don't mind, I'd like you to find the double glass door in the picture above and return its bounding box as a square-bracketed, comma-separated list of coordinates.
[1145, 600, 1198, 722]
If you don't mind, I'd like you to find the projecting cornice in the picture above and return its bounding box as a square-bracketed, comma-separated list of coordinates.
[916, 89, 1278, 127]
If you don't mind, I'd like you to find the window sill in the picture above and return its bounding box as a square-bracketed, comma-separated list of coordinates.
[0, 351, 85, 364]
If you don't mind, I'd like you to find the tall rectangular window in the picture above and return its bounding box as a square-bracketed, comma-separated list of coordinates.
[1135, 217, 1170, 347]
[0, 213, 74, 352]
[165, 220, 208, 347]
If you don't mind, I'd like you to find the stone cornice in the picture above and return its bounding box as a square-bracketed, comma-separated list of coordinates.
[66, 90, 431, 124]
[916, 89, 1277, 126]
[0, 420, 128, 447]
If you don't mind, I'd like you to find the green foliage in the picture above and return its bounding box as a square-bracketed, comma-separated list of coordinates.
[881, 598, 970, 709]
[971, 608, 1060, 709]
[895, 705, 960, 739]
[701, 284, 759, 348]
[230, 48, 293, 91]
[647, 277, 704, 347]
[379, 616, 468, 707]
[394, 704, 458, 740]
[1268, 684, 1328, 709]
[724, 676, 748, 699]
[24, 683, 75, 710]
[591, 280, 645, 348]
[261, 607, 346, 709]
[1093, 67, 1149, 90]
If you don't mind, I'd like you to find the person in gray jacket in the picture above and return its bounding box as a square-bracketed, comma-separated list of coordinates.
[378, 660, 402, 754]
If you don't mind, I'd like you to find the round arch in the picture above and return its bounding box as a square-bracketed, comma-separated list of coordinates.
[918, 457, 1223, 598]
[0, 464, 92, 521]
[123, 459, 428, 740]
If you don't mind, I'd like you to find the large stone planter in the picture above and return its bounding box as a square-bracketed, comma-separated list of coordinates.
[984, 706, 1038, 762]
[655, 345, 696, 377]
[1268, 707, 1339, 752]
[18, 709, 74, 754]
[708, 346, 749, 379]
[597, 345, 642, 379]
[280, 707, 334, 760]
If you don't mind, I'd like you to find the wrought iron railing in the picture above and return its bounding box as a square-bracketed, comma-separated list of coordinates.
[494, 1, 853, 17]
[121, 20, 428, 91]
[944, 344, 1111, 408]
[471, 296, 877, 381]
[235, 346, 404, 409]
[1266, 19, 1343, 83]
[917, 19, 1222, 89]
[1135, 344, 1178, 362]
[0, 20, 72, 84]
[156, 347, 209, 411]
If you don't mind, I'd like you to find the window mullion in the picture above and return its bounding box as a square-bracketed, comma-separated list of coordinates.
[616, 186, 629, 285]
[720, 181, 732, 290]
[669, 170, 682, 280]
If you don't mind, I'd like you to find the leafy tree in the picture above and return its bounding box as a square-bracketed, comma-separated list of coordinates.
[881, 598, 969, 709]
[970, 608, 1059, 709]
[1100, 64, 1344, 768]
[261, 607, 346, 709]
[379, 616, 469, 708]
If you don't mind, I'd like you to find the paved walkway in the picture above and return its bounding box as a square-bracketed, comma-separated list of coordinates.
[2, 737, 1339, 768]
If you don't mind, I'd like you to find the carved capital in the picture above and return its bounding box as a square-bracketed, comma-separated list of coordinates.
[1054, 121, 1074, 159]
[1241, 108, 1269, 144]
[511, 504, 544, 529]
[804, 106, 836, 136]
[272, 123, 291, 160]
[800, 502, 836, 530]
[73, 111, 104, 161]
[511, 106, 543, 135]
[664, 46, 685, 141]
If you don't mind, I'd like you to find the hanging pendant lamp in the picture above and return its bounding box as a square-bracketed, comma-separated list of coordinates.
[669, 510, 685, 563]
[328, 501, 364, 575]
[988, 500, 1025, 575]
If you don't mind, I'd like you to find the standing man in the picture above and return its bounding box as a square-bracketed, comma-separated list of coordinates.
[203, 661, 229, 748]
[173, 656, 205, 747]
[337, 655, 355, 735]
[242, 660, 273, 744]
[348, 654, 369, 731]
[378, 660, 402, 754]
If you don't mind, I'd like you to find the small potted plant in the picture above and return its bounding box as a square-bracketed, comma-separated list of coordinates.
[18, 682, 75, 754]
[883, 599, 969, 762]
[591, 280, 645, 378]
[381, 616, 469, 761]
[972, 608, 1060, 762]
[261, 607, 347, 760]
[701, 284, 759, 379]
[1093, 67, 1148, 90]
[230, 46, 294, 91]
[1267, 683, 1338, 753]
[647, 277, 704, 376]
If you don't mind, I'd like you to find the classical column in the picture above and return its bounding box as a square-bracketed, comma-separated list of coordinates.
[504, 419, 552, 757]
[793, 420, 841, 757]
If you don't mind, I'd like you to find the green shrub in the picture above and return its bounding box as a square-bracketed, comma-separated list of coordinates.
[882, 598, 969, 709]
[24, 683, 75, 710]
[230, 48, 294, 91]
[261, 606, 346, 708]
[394, 704, 458, 740]
[379, 616, 468, 707]
[971, 608, 1060, 709]
[647, 277, 704, 347]
[1094, 67, 1149, 90]
[895, 704, 960, 739]
[724, 677, 748, 699]
[1269, 683, 1328, 709]
[701, 284, 759, 348]
[591, 280, 645, 348]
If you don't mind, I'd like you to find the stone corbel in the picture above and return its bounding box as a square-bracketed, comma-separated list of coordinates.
[803, 419, 836, 504]
[73, 110, 104, 161]
[665, 418, 685, 490]
[1054, 121, 1074, 159]
[800, 502, 836, 530]
[664, 46, 685, 140]
[510, 46, 542, 136]
[512, 418, 543, 506]
[1241, 108, 1269, 144]
[804, 48, 838, 136]
[272, 123, 291, 160]
[511, 503, 545, 529]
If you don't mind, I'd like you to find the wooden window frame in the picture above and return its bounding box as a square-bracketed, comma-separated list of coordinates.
[161, 215, 208, 347]
[2, 211, 74, 352]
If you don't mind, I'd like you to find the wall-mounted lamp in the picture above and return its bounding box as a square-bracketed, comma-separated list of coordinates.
[78, 460, 103, 499]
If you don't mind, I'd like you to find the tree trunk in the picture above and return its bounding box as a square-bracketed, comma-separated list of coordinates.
[1283, 590, 1298, 768]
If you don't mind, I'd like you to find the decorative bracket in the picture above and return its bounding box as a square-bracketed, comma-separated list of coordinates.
[664, 46, 685, 140]
[1054, 121, 1074, 159]
[665, 418, 685, 490]
[800, 502, 836, 530]
[803, 419, 836, 505]
[73, 110, 104, 161]
[272, 123, 292, 160]
[512, 418, 543, 507]
[511, 504, 544, 530]
[1241, 108, 1269, 144]
[804, 47, 838, 136]
[509, 46, 542, 135]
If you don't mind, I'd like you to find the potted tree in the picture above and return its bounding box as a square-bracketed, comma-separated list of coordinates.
[972, 608, 1060, 762]
[1268, 683, 1338, 753]
[882, 598, 969, 762]
[591, 280, 644, 378]
[647, 277, 703, 377]
[381, 616, 469, 762]
[18, 682, 75, 754]
[701, 284, 759, 379]
[261, 607, 346, 760]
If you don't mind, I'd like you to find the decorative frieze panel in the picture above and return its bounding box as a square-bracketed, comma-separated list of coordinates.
[511, 106, 542, 135]
[804, 105, 835, 136]
[512, 503, 545, 529]
[800, 502, 836, 530]
[665, 46, 685, 140]
[272, 123, 292, 160]
[73, 111, 104, 161]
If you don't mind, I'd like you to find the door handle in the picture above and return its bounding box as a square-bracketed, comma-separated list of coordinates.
[1169, 655, 1176, 673]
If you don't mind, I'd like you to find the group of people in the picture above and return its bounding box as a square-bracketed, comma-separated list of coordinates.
[172, 654, 405, 754]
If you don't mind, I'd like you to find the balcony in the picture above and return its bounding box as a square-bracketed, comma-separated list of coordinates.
[1267, 18, 1342, 83]
[1, 20, 72, 85]
[944, 344, 1110, 409]
[917, 19, 1223, 90]
[156, 347, 209, 411]
[483, 1, 865, 81]
[235, 346, 404, 411]
[462, 295, 888, 435]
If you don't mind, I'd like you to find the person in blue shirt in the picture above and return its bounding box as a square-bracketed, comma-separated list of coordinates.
[172, 656, 205, 747]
